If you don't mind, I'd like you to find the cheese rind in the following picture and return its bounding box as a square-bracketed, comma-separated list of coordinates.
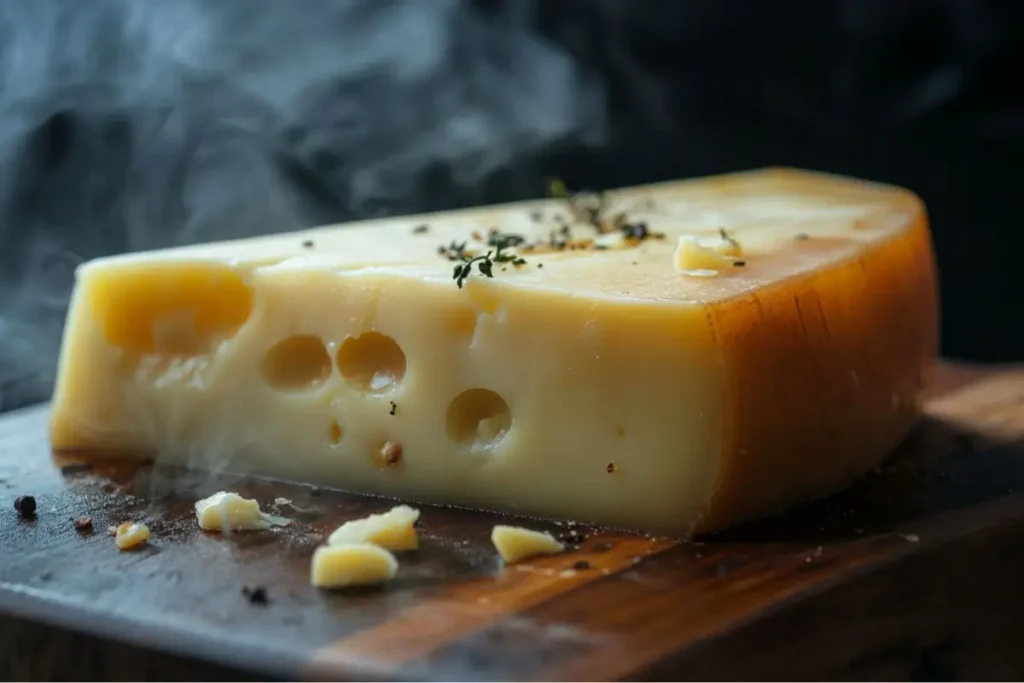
[310, 544, 399, 588]
[491, 525, 565, 563]
[327, 505, 420, 550]
[49, 168, 939, 535]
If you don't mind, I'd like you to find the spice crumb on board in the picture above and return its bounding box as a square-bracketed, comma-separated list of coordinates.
[560, 528, 587, 545]
[242, 585, 269, 605]
[301, 239, 315, 248]
[14, 495, 36, 518]
[572, 560, 592, 571]
[72, 516, 93, 532]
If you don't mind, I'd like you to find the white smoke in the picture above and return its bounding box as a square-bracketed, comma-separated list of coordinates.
[0, 0, 607, 410]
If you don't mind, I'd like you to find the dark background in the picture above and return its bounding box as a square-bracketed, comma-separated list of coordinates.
[0, 0, 1021, 412]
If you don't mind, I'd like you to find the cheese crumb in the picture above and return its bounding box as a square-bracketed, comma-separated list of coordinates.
[195, 491, 290, 532]
[491, 524, 565, 564]
[310, 543, 399, 588]
[114, 522, 150, 550]
[673, 235, 737, 275]
[327, 505, 420, 550]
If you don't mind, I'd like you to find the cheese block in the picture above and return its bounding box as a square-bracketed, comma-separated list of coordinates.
[48, 168, 938, 535]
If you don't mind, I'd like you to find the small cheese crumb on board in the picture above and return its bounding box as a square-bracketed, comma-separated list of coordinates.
[310, 543, 399, 589]
[194, 491, 290, 532]
[672, 235, 741, 275]
[114, 522, 150, 550]
[327, 505, 420, 551]
[491, 524, 565, 564]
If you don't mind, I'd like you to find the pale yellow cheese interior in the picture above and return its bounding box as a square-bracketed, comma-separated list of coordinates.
[309, 543, 398, 588]
[48, 168, 938, 535]
[194, 490, 289, 532]
[114, 522, 150, 550]
[326, 505, 420, 550]
[491, 524, 565, 564]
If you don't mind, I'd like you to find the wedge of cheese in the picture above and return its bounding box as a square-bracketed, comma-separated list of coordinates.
[48, 168, 938, 535]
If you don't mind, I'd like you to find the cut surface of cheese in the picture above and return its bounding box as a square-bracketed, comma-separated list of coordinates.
[327, 505, 420, 550]
[310, 543, 399, 588]
[194, 490, 289, 532]
[49, 167, 939, 535]
[491, 524, 565, 564]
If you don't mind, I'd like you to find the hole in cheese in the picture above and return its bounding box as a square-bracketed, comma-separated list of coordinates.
[336, 332, 407, 393]
[328, 420, 343, 445]
[88, 264, 253, 355]
[446, 388, 511, 447]
[261, 335, 332, 392]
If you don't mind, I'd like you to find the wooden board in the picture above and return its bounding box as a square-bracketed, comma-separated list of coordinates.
[2, 363, 1024, 681]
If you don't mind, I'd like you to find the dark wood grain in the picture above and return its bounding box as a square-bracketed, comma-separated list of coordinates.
[1, 363, 1023, 681]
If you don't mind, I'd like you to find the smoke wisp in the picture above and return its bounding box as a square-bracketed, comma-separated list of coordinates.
[0, 0, 607, 411]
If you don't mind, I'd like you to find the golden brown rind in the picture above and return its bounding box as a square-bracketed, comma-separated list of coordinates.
[695, 195, 938, 534]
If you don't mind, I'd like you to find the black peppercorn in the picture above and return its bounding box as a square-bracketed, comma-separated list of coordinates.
[14, 495, 36, 518]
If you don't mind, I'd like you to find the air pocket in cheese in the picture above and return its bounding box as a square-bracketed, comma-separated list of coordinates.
[48, 167, 938, 535]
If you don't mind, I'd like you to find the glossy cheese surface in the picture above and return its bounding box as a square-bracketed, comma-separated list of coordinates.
[49, 168, 939, 535]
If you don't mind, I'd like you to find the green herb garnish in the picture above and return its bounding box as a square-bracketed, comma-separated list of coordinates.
[719, 227, 739, 250]
[453, 252, 494, 288]
[451, 233, 528, 288]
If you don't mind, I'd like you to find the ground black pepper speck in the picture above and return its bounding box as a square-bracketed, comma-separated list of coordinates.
[560, 528, 587, 544]
[14, 495, 36, 518]
[242, 585, 269, 605]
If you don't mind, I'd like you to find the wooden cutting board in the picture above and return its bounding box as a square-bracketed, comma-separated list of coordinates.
[2, 363, 1023, 681]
